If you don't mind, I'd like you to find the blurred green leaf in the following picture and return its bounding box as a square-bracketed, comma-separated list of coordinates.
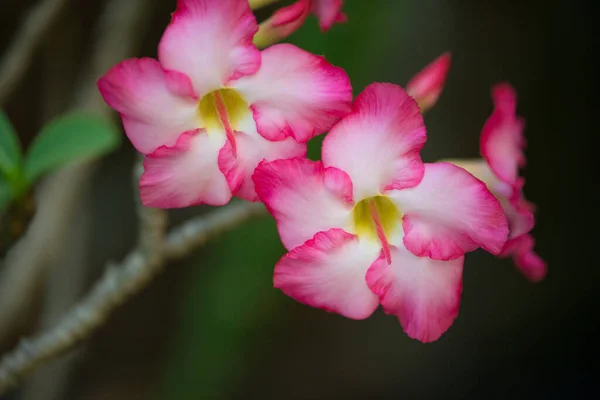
[0, 109, 22, 179]
[0, 178, 13, 216]
[24, 113, 121, 184]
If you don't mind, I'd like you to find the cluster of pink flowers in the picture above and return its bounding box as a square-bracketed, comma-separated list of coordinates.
[98, 0, 545, 342]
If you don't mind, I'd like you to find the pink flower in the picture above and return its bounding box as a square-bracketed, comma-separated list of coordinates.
[452, 83, 546, 282]
[253, 83, 508, 342]
[406, 53, 452, 112]
[254, 0, 346, 47]
[97, 0, 352, 207]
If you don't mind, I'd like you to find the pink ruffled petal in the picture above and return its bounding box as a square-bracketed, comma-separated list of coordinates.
[502, 194, 535, 240]
[97, 58, 199, 154]
[158, 0, 260, 96]
[253, 157, 353, 250]
[233, 44, 352, 143]
[312, 0, 346, 31]
[480, 83, 526, 191]
[390, 162, 508, 260]
[406, 53, 451, 112]
[501, 234, 547, 282]
[322, 83, 426, 200]
[366, 243, 464, 342]
[140, 130, 231, 208]
[274, 228, 380, 320]
[218, 131, 307, 202]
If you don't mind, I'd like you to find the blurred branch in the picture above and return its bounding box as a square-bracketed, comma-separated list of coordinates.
[0, 0, 154, 347]
[165, 202, 266, 260]
[0, 201, 265, 394]
[0, 0, 70, 106]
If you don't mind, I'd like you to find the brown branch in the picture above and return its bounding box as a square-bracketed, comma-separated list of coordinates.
[0, 201, 265, 394]
[0, 0, 70, 106]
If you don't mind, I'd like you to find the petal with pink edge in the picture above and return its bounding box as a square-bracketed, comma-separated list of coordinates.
[322, 82, 426, 200]
[480, 83, 525, 190]
[312, 0, 346, 31]
[97, 58, 199, 154]
[406, 53, 451, 112]
[366, 243, 464, 342]
[218, 131, 306, 202]
[253, 157, 353, 250]
[274, 228, 380, 320]
[390, 162, 508, 260]
[158, 0, 260, 96]
[502, 194, 535, 240]
[233, 44, 352, 143]
[140, 130, 231, 208]
[501, 234, 547, 282]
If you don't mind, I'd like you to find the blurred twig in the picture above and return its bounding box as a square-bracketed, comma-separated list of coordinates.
[0, 0, 70, 106]
[0, 201, 265, 393]
[0, 0, 154, 347]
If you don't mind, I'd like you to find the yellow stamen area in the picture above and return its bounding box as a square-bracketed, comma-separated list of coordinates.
[198, 88, 248, 134]
[352, 196, 401, 242]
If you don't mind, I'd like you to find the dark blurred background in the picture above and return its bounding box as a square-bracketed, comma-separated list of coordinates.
[1, 0, 597, 399]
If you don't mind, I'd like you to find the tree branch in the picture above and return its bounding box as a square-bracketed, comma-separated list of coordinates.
[0, 201, 265, 394]
[0, 0, 70, 106]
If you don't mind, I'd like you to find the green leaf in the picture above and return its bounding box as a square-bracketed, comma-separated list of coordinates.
[0, 178, 13, 216]
[24, 113, 121, 184]
[0, 109, 23, 179]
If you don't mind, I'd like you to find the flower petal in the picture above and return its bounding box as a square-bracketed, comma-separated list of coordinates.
[274, 228, 380, 320]
[501, 234, 547, 282]
[502, 194, 535, 240]
[140, 130, 231, 207]
[218, 131, 307, 202]
[480, 83, 525, 190]
[366, 243, 463, 342]
[253, 157, 353, 250]
[390, 162, 508, 260]
[406, 53, 451, 112]
[158, 0, 260, 96]
[233, 44, 352, 143]
[97, 58, 199, 154]
[322, 82, 426, 200]
[449, 159, 534, 241]
[312, 0, 346, 31]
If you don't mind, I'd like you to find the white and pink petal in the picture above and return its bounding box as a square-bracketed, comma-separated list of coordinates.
[158, 0, 260, 96]
[274, 228, 380, 320]
[140, 130, 231, 208]
[233, 44, 352, 143]
[390, 162, 509, 260]
[97, 58, 199, 154]
[253, 157, 353, 250]
[218, 131, 306, 202]
[322, 83, 426, 200]
[366, 243, 464, 342]
[480, 83, 526, 190]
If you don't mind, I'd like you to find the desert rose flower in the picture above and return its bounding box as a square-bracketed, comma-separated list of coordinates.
[253, 83, 508, 342]
[98, 0, 352, 207]
[450, 83, 546, 282]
